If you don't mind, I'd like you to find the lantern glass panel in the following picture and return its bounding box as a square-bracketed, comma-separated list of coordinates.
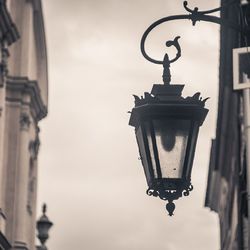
[144, 121, 158, 178]
[153, 119, 190, 179]
[185, 122, 199, 179]
[136, 126, 152, 185]
[37, 223, 49, 237]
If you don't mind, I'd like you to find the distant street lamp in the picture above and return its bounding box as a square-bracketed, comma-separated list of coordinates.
[129, 1, 246, 216]
[36, 204, 53, 250]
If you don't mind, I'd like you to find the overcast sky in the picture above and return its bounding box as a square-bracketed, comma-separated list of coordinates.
[37, 1, 221, 249]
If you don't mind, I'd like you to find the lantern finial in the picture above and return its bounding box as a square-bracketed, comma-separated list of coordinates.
[166, 201, 175, 216]
[162, 36, 181, 85]
[42, 203, 47, 214]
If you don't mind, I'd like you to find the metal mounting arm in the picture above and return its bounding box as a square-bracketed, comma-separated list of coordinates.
[140, 1, 246, 84]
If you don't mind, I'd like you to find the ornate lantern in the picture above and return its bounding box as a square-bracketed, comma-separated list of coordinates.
[129, 33, 208, 216]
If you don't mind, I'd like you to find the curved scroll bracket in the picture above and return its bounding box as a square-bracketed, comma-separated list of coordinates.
[140, 0, 245, 85]
[162, 36, 181, 84]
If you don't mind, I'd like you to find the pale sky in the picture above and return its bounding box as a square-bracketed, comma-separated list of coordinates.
[37, 1, 220, 249]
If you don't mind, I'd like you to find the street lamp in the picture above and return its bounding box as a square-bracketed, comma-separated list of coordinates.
[36, 204, 53, 250]
[129, 36, 208, 216]
[129, 1, 246, 216]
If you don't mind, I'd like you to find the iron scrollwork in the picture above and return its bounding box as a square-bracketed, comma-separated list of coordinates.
[147, 182, 193, 216]
[141, 0, 245, 86]
[133, 91, 209, 107]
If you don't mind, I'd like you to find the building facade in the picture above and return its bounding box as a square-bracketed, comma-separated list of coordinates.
[0, 0, 48, 249]
[205, 0, 250, 249]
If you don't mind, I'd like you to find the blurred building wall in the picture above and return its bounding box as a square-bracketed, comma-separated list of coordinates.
[0, 0, 48, 249]
[205, 1, 250, 249]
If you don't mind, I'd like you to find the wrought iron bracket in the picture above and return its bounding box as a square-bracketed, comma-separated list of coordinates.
[141, 0, 248, 85]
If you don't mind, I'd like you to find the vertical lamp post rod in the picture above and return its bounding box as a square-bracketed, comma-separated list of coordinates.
[243, 74, 250, 249]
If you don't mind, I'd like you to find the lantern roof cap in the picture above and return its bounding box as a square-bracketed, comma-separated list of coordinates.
[132, 84, 209, 107]
[151, 84, 184, 97]
[37, 204, 53, 226]
[129, 84, 209, 128]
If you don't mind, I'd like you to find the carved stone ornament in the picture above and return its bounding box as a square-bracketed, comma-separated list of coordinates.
[20, 113, 31, 130]
[0, 47, 9, 80]
[29, 138, 40, 160]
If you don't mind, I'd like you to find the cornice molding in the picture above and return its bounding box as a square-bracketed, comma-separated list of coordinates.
[6, 76, 47, 121]
[32, 0, 48, 106]
[13, 241, 29, 250]
[0, 0, 19, 45]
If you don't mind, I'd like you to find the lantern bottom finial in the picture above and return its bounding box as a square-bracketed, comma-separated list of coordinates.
[166, 200, 175, 216]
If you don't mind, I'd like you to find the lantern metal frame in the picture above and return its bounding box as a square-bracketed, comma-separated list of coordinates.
[129, 0, 247, 215]
[129, 84, 208, 215]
